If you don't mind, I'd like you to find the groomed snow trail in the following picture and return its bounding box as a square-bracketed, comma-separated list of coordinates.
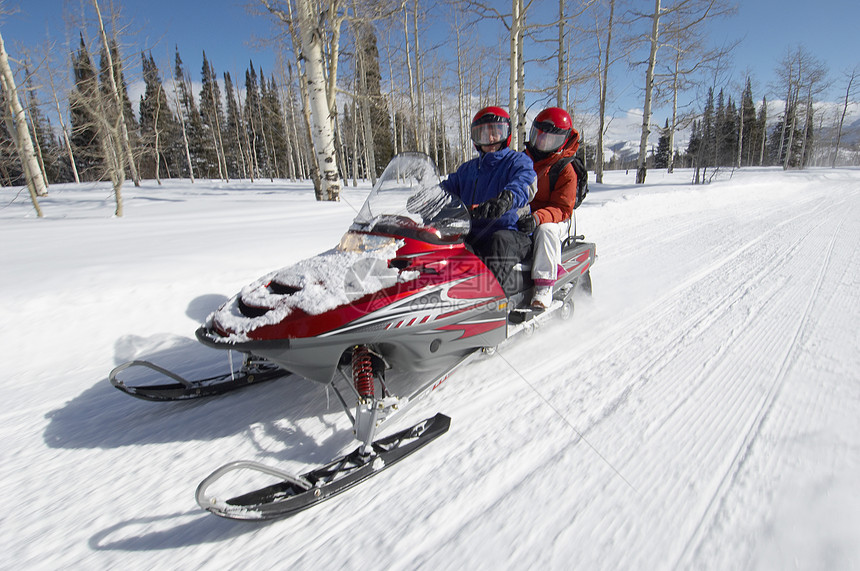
[0, 169, 857, 570]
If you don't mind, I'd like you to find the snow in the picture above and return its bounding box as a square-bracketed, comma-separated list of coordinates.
[211, 236, 409, 342]
[1, 166, 859, 569]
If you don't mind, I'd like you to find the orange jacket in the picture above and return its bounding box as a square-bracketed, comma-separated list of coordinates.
[525, 133, 580, 225]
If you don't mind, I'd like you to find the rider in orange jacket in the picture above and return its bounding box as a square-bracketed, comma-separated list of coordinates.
[520, 107, 580, 308]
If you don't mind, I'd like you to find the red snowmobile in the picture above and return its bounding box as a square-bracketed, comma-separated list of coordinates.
[110, 153, 595, 520]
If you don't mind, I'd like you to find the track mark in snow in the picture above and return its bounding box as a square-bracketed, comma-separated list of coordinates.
[672, 204, 849, 569]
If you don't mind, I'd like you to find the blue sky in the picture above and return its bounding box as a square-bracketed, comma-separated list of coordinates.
[2, 0, 857, 140]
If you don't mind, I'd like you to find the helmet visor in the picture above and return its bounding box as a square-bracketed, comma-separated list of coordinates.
[530, 124, 569, 153]
[471, 122, 509, 146]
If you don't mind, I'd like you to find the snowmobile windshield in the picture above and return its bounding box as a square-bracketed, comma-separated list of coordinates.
[350, 153, 471, 244]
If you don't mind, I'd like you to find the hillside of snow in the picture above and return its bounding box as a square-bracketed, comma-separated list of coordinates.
[1, 166, 858, 569]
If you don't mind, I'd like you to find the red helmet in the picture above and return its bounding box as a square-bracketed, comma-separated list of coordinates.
[471, 106, 512, 151]
[529, 107, 576, 154]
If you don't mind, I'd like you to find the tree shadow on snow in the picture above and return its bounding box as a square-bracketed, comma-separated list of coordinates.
[42, 296, 355, 466]
[89, 510, 268, 551]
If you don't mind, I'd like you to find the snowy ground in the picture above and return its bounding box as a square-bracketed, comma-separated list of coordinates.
[1, 166, 858, 570]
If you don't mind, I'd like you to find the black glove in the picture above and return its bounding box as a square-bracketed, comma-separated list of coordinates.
[473, 189, 514, 219]
[517, 213, 537, 233]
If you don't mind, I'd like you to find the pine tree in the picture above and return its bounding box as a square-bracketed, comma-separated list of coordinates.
[769, 104, 803, 167]
[757, 96, 768, 166]
[69, 33, 102, 179]
[720, 95, 738, 167]
[262, 75, 288, 179]
[174, 47, 206, 178]
[655, 118, 671, 169]
[199, 51, 227, 179]
[355, 22, 393, 177]
[139, 52, 179, 180]
[24, 67, 62, 184]
[693, 87, 715, 183]
[0, 92, 23, 185]
[244, 63, 263, 178]
[801, 102, 814, 167]
[99, 39, 138, 136]
[222, 71, 247, 179]
[686, 119, 700, 167]
[740, 78, 757, 167]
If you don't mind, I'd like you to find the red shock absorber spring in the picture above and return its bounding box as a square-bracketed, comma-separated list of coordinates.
[352, 345, 375, 399]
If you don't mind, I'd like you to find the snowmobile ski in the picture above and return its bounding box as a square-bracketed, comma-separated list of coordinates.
[109, 358, 287, 401]
[196, 413, 451, 520]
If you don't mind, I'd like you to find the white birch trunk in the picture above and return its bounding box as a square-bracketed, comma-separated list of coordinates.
[758, 98, 767, 166]
[596, 0, 615, 184]
[296, 0, 340, 200]
[93, 0, 140, 187]
[50, 73, 80, 183]
[25, 105, 48, 187]
[357, 41, 377, 184]
[0, 32, 46, 214]
[454, 20, 467, 162]
[833, 70, 855, 168]
[153, 82, 163, 184]
[736, 89, 744, 169]
[404, 7, 418, 150]
[509, 0, 520, 150]
[668, 35, 679, 173]
[171, 78, 195, 183]
[412, 0, 427, 154]
[516, 6, 526, 149]
[636, 0, 661, 184]
[557, 0, 565, 108]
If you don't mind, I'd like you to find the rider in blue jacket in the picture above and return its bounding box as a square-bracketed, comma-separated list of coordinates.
[441, 106, 536, 296]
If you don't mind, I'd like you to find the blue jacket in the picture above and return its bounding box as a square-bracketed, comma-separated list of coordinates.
[441, 147, 536, 239]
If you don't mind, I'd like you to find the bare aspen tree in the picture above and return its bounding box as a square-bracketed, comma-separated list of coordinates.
[413, 1, 428, 154]
[273, 56, 298, 180]
[660, 7, 724, 173]
[382, 28, 399, 155]
[452, 10, 468, 163]
[634, 0, 661, 184]
[403, 6, 419, 149]
[353, 22, 378, 184]
[450, 1, 526, 149]
[46, 63, 80, 182]
[775, 55, 794, 165]
[92, 0, 140, 188]
[758, 96, 767, 166]
[666, 31, 682, 172]
[399, 0, 429, 154]
[773, 46, 827, 170]
[23, 75, 48, 187]
[555, 0, 565, 108]
[797, 62, 827, 168]
[285, 62, 309, 179]
[169, 77, 194, 182]
[634, 0, 728, 183]
[515, 5, 526, 148]
[295, 0, 341, 199]
[509, 0, 521, 150]
[832, 66, 857, 168]
[152, 80, 164, 183]
[0, 32, 46, 215]
[259, 0, 329, 198]
[595, 0, 615, 183]
[782, 59, 801, 170]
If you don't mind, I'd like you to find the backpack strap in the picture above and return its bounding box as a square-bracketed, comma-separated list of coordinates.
[547, 156, 576, 194]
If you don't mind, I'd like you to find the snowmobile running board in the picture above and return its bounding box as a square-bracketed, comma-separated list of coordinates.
[196, 413, 451, 520]
[109, 359, 287, 401]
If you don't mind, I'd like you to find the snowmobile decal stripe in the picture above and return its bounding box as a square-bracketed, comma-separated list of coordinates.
[437, 319, 504, 339]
